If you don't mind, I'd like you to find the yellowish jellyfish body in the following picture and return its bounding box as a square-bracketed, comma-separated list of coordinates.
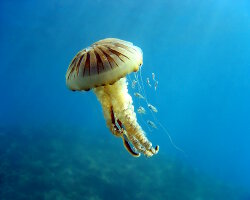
[66, 38, 159, 157]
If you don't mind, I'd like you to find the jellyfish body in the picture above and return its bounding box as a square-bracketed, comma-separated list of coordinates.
[66, 38, 159, 157]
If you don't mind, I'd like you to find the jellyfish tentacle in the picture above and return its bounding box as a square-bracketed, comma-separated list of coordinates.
[110, 106, 124, 137]
[122, 133, 140, 157]
[124, 109, 152, 149]
[122, 110, 158, 157]
[94, 87, 122, 137]
[94, 78, 159, 157]
[114, 113, 154, 157]
[126, 133, 154, 157]
[110, 78, 159, 157]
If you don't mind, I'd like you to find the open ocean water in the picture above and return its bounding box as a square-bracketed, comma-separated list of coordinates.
[1, 0, 250, 200]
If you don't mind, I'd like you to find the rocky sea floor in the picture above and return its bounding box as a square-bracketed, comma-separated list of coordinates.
[0, 125, 249, 200]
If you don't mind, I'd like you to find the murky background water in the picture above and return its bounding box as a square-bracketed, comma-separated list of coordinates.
[1, 0, 250, 199]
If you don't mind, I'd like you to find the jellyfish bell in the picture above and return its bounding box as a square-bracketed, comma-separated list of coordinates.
[66, 38, 142, 91]
[66, 38, 159, 157]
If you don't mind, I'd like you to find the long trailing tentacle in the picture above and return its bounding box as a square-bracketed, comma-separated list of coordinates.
[122, 133, 140, 157]
[93, 87, 122, 137]
[122, 107, 159, 156]
[94, 77, 159, 157]
[108, 78, 159, 157]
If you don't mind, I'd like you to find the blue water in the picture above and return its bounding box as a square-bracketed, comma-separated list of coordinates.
[1, 0, 250, 199]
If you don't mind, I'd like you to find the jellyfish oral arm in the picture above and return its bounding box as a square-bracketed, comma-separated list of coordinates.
[94, 78, 159, 157]
[93, 86, 123, 137]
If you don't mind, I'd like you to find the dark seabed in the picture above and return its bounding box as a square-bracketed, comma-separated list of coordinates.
[0, 125, 249, 200]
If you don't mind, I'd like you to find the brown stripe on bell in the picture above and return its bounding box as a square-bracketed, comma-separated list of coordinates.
[93, 46, 111, 72]
[89, 50, 97, 75]
[75, 53, 84, 76]
[98, 46, 120, 69]
[105, 46, 130, 62]
[93, 49, 103, 74]
[82, 52, 90, 77]
[102, 43, 133, 61]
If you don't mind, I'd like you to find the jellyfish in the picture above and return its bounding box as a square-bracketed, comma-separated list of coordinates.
[66, 38, 159, 157]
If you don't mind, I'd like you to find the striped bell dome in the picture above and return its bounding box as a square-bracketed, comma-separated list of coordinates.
[66, 38, 143, 91]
